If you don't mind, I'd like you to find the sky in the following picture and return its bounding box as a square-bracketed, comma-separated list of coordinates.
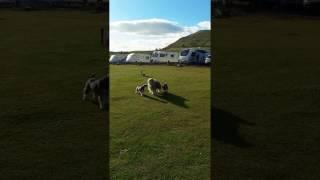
[110, 0, 211, 52]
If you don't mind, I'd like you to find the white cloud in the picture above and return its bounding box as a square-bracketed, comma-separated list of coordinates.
[110, 19, 211, 52]
[110, 19, 183, 35]
[197, 21, 211, 30]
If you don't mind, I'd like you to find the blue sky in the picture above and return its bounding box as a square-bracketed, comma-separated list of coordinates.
[110, 0, 210, 26]
[110, 0, 211, 51]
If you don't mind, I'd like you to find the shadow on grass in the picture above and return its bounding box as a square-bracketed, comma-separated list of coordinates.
[158, 92, 189, 108]
[143, 95, 167, 103]
[212, 107, 255, 147]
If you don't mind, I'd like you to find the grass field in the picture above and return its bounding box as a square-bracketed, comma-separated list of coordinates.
[110, 65, 210, 179]
[0, 10, 108, 179]
[213, 15, 320, 179]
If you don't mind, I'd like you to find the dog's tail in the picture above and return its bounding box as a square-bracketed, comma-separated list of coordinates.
[141, 70, 153, 78]
[140, 70, 148, 77]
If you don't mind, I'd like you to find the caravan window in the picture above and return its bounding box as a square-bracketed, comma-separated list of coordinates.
[160, 53, 166, 57]
[146, 56, 149, 59]
[180, 49, 190, 56]
[170, 54, 175, 58]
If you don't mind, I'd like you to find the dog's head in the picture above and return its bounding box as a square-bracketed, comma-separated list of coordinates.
[162, 83, 168, 91]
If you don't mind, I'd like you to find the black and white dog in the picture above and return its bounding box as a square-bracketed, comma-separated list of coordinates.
[82, 74, 108, 110]
[147, 78, 162, 95]
[135, 84, 148, 96]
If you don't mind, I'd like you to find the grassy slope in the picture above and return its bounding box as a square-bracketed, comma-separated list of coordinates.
[0, 10, 108, 179]
[165, 30, 211, 52]
[213, 16, 320, 179]
[110, 65, 210, 179]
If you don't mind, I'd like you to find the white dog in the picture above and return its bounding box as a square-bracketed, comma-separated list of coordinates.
[147, 78, 162, 95]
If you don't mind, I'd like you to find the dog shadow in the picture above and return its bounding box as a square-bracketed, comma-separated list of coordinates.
[143, 94, 167, 103]
[157, 92, 189, 108]
[212, 107, 255, 147]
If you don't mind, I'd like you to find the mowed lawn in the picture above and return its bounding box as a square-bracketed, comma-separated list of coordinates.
[0, 10, 108, 178]
[110, 65, 210, 179]
[213, 16, 320, 179]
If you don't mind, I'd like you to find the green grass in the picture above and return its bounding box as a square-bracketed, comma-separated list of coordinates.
[0, 10, 108, 179]
[213, 15, 320, 179]
[110, 65, 210, 179]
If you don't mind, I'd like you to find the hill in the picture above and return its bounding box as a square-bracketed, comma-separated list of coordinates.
[110, 30, 211, 55]
[164, 30, 211, 52]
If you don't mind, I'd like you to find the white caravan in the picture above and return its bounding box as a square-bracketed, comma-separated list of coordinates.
[179, 48, 209, 64]
[205, 54, 212, 64]
[125, 53, 151, 63]
[150, 51, 179, 63]
[109, 54, 127, 64]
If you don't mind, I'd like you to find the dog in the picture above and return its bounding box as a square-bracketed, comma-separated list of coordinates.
[82, 73, 108, 110]
[135, 84, 148, 96]
[147, 78, 162, 95]
[162, 82, 168, 94]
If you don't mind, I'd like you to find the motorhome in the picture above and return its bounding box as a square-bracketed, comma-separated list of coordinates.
[150, 51, 179, 63]
[178, 48, 209, 64]
[125, 53, 151, 63]
[109, 54, 127, 64]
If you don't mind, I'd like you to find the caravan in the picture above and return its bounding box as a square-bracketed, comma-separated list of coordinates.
[125, 53, 151, 63]
[179, 48, 209, 64]
[150, 51, 179, 63]
[109, 54, 127, 64]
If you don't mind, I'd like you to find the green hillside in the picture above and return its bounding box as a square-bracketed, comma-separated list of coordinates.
[164, 30, 211, 52]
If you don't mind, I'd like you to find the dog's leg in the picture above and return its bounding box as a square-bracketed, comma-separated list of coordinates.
[148, 85, 153, 95]
[150, 87, 155, 95]
[98, 96, 103, 109]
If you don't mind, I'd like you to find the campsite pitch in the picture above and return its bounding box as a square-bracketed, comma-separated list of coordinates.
[110, 65, 210, 179]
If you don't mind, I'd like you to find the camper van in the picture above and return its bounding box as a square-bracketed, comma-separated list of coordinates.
[109, 54, 127, 64]
[150, 51, 179, 63]
[125, 53, 151, 63]
[179, 48, 209, 64]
